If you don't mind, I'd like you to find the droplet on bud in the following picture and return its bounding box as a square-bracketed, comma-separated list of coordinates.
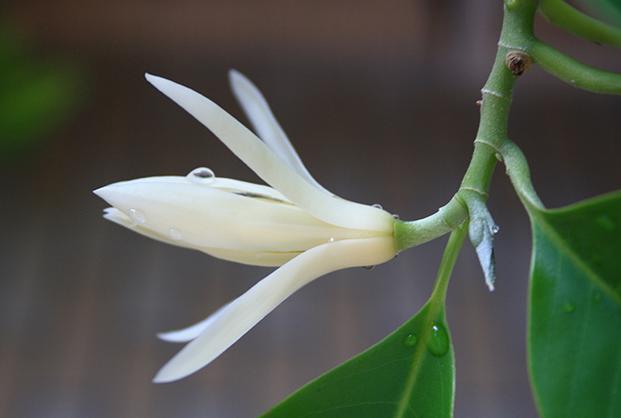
[128, 208, 146, 224]
[187, 167, 215, 184]
[168, 228, 183, 241]
[372, 203, 383, 210]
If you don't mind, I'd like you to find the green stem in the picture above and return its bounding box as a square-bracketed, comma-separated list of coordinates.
[499, 140, 545, 210]
[429, 225, 468, 305]
[539, 0, 621, 47]
[529, 41, 621, 94]
[395, 0, 538, 251]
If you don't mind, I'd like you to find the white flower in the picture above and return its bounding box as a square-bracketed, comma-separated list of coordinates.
[94, 70, 396, 383]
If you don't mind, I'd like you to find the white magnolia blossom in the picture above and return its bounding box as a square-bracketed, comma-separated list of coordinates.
[94, 70, 396, 383]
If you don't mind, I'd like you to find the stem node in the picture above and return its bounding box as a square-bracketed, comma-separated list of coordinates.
[505, 50, 532, 76]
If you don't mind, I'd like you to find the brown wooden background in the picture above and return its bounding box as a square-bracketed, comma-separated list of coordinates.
[1, 1, 620, 417]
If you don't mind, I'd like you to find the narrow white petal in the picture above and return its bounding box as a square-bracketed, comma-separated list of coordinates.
[201, 247, 300, 267]
[157, 304, 229, 343]
[145, 73, 393, 232]
[94, 176, 379, 254]
[153, 236, 395, 383]
[102, 207, 299, 266]
[228, 69, 329, 193]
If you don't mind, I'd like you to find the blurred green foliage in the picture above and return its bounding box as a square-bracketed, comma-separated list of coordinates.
[580, 0, 621, 24]
[0, 24, 79, 157]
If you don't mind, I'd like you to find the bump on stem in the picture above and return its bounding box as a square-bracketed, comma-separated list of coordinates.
[505, 51, 532, 76]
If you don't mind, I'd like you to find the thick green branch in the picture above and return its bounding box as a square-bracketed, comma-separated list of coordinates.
[529, 41, 621, 94]
[539, 0, 621, 47]
[395, 0, 538, 252]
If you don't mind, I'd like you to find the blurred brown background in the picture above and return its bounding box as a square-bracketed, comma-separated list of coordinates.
[1, 1, 620, 417]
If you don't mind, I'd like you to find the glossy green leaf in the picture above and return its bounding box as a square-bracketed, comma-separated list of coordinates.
[263, 228, 467, 418]
[262, 303, 454, 418]
[527, 191, 621, 418]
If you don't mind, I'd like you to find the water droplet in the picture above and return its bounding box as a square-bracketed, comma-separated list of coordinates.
[372, 203, 383, 210]
[187, 167, 215, 184]
[563, 302, 576, 313]
[404, 333, 418, 347]
[128, 208, 146, 224]
[363, 265, 375, 270]
[596, 215, 615, 231]
[427, 322, 449, 357]
[392, 213, 400, 220]
[328, 237, 335, 243]
[491, 224, 500, 234]
[168, 228, 183, 241]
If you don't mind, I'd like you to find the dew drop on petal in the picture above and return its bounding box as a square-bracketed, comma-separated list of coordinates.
[427, 322, 449, 357]
[404, 333, 418, 347]
[363, 265, 375, 270]
[372, 203, 383, 210]
[329, 237, 335, 243]
[491, 224, 500, 234]
[187, 167, 215, 184]
[128, 208, 146, 224]
[168, 228, 183, 241]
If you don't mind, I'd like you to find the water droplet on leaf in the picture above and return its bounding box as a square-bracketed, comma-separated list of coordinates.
[427, 322, 449, 357]
[563, 302, 576, 313]
[404, 333, 418, 347]
[187, 167, 215, 184]
[128, 208, 146, 224]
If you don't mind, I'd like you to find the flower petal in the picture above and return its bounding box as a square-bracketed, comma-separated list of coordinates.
[94, 176, 379, 254]
[145, 73, 393, 233]
[157, 304, 229, 343]
[228, 69, 329, 193]
[152, 236, 395, 383]
[103, 207, 300, 266]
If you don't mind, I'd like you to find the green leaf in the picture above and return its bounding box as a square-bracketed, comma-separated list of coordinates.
[263, 228, 467, 418]
[262, 303, 454, 418]
[527, 191, 621, 418]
